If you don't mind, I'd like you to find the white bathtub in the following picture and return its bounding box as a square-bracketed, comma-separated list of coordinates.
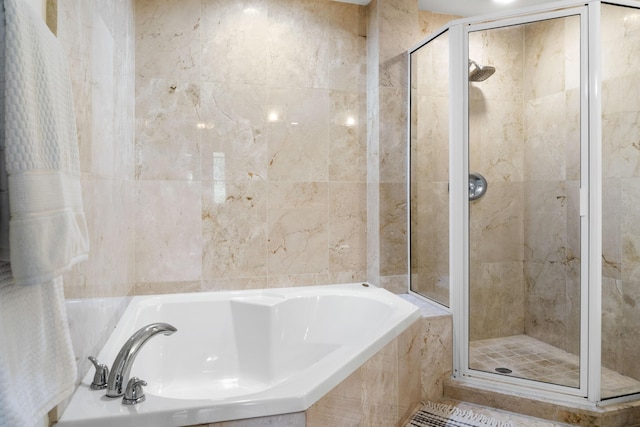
[57, 283, 420, 427]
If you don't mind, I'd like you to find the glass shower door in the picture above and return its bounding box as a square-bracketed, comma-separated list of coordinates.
[409, 30, 450, 307]
[466, 13, 583, 389]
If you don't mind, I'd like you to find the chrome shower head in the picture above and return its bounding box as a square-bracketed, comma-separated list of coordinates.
[469, 60, 496, 82]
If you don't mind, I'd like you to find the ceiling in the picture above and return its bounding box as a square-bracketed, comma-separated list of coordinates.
[336, 0, 566, 17]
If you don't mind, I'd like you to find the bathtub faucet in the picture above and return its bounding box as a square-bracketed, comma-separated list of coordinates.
[106, 322, 177, 398]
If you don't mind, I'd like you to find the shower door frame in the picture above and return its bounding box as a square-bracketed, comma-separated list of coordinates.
[448, 1, 604, 404]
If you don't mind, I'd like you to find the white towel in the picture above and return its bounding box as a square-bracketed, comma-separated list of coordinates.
[0, 0, 87, 425]
[3, 0, 89, 286]
[0, 263, 77, 427]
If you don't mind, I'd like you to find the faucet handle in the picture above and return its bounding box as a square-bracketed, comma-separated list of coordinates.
[88, 356, 109, 390]
[122, 377, 147, 405]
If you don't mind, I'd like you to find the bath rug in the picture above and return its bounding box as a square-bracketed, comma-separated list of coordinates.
[405, 402, 515, 427]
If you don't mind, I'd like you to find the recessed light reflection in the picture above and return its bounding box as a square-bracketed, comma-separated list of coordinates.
[345, 116, 356, 127]
[492, 0, 514, 3]
[268, 112, 279, 122]
[243, 7, 259, 14]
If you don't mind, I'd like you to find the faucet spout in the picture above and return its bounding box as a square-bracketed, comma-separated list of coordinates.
[106, 322, 177, 398]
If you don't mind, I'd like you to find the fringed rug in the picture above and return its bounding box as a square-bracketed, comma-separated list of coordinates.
[405, 402, 515, 427]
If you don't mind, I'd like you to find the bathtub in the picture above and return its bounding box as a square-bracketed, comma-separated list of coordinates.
[57, 283, 420, 427]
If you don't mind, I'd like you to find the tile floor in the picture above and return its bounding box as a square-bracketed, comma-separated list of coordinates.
[470, 334, 640, 399]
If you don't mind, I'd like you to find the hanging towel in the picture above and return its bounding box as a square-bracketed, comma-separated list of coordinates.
[3, 0, 89, 286]
[0, 263, 77, 427]
[0, 0, 88, 425]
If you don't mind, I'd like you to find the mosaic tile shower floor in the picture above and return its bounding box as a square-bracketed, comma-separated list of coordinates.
[470, 334, 640, 398]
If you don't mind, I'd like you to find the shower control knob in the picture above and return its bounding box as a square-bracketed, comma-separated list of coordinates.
[469, 172, 488, 201]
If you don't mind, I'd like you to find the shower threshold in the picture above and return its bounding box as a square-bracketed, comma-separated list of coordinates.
[469, 334, 640, 398]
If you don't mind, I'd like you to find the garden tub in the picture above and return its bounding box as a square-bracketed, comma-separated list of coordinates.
[57, 283, 420, 426]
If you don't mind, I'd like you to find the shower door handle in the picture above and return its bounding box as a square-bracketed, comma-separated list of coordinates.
[469, 172, 487, 201]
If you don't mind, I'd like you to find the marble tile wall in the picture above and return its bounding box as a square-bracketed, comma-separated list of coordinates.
[52, 0, 136, 394]
[468, 25, 527, 340]
[522, 16, 581, 356]
[134, 0, 368, 293]
[466, 15, 583, 351]
[306, 311, 452, 426]
[366, 0, 423, 292]
[600, 3, 640, 382]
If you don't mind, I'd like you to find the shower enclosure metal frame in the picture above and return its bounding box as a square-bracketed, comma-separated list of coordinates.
[408, 0, 640, 406]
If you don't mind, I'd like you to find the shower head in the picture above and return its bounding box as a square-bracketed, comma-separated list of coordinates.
[469, 60, 496, 82]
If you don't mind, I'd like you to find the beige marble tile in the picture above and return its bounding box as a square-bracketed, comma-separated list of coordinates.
[602, 276, 625, 373]
[379, 275, 408, 294]
[91, 11, 115, 179]
[413, 94, 448, 182]
[367, 181, 381, 286]
[378, 0, 419, 89]
[379, 86, 407, 183]
[621, 178, 640, 284]
[523, 17, 566, 101]
[135, 180, 202, 283]
[267, 182, 328, 276]
[473, 181, 524, 264]
[135, 78, 201, 180]
[114, 71, 136, 180]
[202, 181, 268, 280]
[329, 182, 366, 275]
[306, 366, 365, 426]
[523, 180, 567, 263]
[328, 91, 366, 182]
[474, 99, 524, 183]
[602, 111, 640, 179]
[265, 273, 331, 288]
[524, 260, 572, 350]
[418, 10, 459, 38]
[601, 3, 640, 83]
[86, 178, 132, 298]
[603, 178, 622, 279]
[57, 0, 93, 172]
[134, 281, 201, 295]
[398, 319, 423, 417]
[135, 0, 201, 81]
[524, 92, 575, 182]
[201, 0, 268, 85]
[267, 87, 330, 181]
[201, 276, 268, 292]
[469, 262, 525, 340]
[200, 82, 268, 182]
[266, 0, 364, 91]
[468, 25, 523, 103]
[421, 315, 453, 402]
[619, 278, 640, 381]
[360, 337, 400, 425]
[380, 182, 407, 277]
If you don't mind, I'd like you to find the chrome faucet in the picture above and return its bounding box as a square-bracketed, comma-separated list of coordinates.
[105, 322, 177, 398]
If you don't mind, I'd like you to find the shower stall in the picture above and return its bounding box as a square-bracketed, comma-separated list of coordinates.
[408, 0, 640, 405]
